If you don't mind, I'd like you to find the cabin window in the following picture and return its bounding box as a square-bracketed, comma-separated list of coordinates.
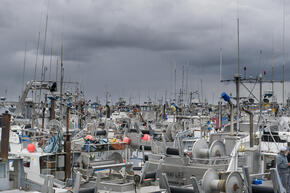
[40, 155, 56, 175]
[23, 156, 31, 167]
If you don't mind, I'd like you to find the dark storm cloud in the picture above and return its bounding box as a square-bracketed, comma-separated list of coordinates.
[0, 0, 289, 103]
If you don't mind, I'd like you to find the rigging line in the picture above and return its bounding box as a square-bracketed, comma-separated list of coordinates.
[240, 82, 260, 103]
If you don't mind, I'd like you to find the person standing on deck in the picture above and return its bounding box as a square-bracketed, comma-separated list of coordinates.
[276, 146, 290, 192]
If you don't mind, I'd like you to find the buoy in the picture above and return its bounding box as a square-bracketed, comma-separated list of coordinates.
[85, 135, 94, 140]
[141, 134, 150, 141]
[123, 137, 131, 144]
[27, 144, 35, 153]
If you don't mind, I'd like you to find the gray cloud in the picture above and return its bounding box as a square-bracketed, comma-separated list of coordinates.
[0, 0, 290, 103]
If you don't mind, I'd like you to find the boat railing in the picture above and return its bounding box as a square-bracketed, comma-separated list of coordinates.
[261, 133, 287, 152]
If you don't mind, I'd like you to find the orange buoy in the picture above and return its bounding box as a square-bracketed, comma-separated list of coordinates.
[27, 144, 35, 153]
[141, 134, 150, 141]
[123, 137, 131, 145]
[85, 135, 94, 140]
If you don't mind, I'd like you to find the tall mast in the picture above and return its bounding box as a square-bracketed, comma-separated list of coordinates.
[34, 32, 41, 82]
[282, 0, 286, 106]
[32, 31, 41, 130]
[181, 65, 184, 105]
[220, 48, 223, 82]
[60, 42, 64, 115]
[174, 64, 177, 103]
[272, 35, 274, 94]
[22, 43, 27, 93]
[40, 13, 48, 101]
[56, 57, 59, 82]
[200, 79, 203, 103]
[236, 16, 240, 132]
[41, 14, 48, 82]
[49, 47, 53, 81]
[185, 66, 188, 105]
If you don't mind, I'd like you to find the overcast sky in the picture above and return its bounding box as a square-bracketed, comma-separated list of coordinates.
[0, 0, 290, 104]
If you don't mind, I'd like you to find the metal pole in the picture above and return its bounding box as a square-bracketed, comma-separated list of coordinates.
[282, 64, 285, 106]
[218, 101, 222, 129]
[243, 108, 254, 147]
[235, 75, 240, 132]
[42, 106, 45, 129]
[230, 103, 234, 136]
[174, 65, 177, 103]
[49, 99, 55, 120]
[237, 18, 240, 74]
[65, 106, 71, 180]
[60, 44, 64, 115]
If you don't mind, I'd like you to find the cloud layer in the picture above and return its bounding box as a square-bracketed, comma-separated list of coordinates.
[0, 0, 289, 103]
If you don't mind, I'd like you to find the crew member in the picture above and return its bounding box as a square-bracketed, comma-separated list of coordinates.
[276, 146, 290, 191]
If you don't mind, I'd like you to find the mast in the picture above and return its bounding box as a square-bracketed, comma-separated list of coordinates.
[32, 31, 41, 130]
[282, 0, 285, 106]
[181, 65, 184, 105]
[200, 79, 203, 103]
[220, 48, 223, 82]
[185, 68, 188, 105]
[22, 43, 27, 93]
[272, 35, 274, 95]
[49, 47, 53, 81]
[34, 32, 41, 82]
[40, 14, 49, 101]
[56, 57, 59, 82]
[60, 43, 64, 115]
[174, 64, 177, 103]
[236, 17, 240, 132]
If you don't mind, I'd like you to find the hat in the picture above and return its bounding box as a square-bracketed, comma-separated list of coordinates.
[280, 146, 288, 152]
